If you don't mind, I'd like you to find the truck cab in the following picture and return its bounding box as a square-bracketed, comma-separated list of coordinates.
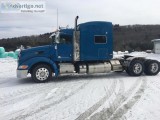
[50, 21, 113, 61]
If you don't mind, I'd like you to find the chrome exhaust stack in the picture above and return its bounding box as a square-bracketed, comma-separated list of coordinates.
[73, 16, 80, 61]
[75, 16, 79, 31]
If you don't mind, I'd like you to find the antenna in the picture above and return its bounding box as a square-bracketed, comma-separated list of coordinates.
[57, 8, 58, 30]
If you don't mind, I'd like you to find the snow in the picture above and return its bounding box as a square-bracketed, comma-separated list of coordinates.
[0, 52, 160, 120]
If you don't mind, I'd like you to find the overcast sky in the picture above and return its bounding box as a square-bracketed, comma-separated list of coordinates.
[0, 0, 160, 39]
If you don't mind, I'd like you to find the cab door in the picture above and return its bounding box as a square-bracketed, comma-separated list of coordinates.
[56, 34, 72, 61]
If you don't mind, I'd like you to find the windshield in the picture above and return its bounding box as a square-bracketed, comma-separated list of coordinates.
[50, 32, 72, 44]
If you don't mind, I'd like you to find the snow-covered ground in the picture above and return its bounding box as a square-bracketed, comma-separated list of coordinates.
[0, 52, 160, 120]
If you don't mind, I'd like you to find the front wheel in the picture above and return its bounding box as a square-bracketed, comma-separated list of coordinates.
[31, 64, 52, 83]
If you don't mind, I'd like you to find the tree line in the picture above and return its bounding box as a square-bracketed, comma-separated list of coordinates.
[0, 33, 52, 51]
[113, 25, 160, 51]
[1, 25, 160, 51]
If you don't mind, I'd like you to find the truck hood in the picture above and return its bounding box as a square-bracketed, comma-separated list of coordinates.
[19, 45, 52, 62]
[23, 45, 51, 53]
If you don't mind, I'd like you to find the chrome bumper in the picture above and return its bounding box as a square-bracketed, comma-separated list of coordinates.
[17, 70, 28, 78]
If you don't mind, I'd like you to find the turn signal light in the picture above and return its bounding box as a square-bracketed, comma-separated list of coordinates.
[19, 65, 28, 69]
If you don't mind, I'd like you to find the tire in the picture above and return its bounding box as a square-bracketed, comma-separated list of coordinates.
[125, 68, 132, 75]
[144, 60, 160, 75]
[144, 59, 151, 74]
[31, 64, 52, 83]
[127, 60, 144, 76]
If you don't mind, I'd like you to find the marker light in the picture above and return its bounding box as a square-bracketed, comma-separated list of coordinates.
[19, 65, 28, 69]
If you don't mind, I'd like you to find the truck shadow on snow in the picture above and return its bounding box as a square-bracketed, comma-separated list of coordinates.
[17, 72, 145, 84]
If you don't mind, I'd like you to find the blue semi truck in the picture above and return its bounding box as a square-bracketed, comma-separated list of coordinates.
[17, 16, 160, 82]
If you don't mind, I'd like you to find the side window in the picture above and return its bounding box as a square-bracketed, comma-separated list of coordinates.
[60, 35, 72, 44]
[94, 35, 107, 44]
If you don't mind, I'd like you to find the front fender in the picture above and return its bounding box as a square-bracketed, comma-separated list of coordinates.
[21, 57, 59, 76]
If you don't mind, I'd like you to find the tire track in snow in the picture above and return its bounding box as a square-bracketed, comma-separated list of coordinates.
[0, 83, 49, 99]
[0, 79, 85, 107]
[75, 78, 119, 120]
[109, 78, 147, 120]
[31, 76, 116, 120]
[88, 77, 142, 120]
[10, 81, 90, 120]
[0, 82, 73, 119]
[0, 82, 69, 107]
[0, 84, 53, 103]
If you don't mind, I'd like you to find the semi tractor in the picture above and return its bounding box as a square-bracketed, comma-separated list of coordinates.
[17, 16, 160, 82]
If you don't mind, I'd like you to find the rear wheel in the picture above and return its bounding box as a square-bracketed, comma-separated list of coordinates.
[31, 64, 52, 83]
[144, 60, 160, 75]
[125, 68, 131, 75]
[127, 60, 144, 76]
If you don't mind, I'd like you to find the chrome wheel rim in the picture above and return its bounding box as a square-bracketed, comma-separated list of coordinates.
[150, 63, 159, 73]
[133, 63, 142, 74]
[36, 68, 49, 81]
